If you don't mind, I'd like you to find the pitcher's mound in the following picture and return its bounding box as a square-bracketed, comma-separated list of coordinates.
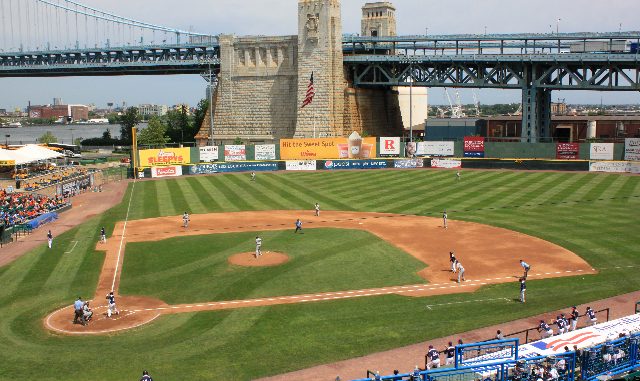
[228, 252, 290, 267]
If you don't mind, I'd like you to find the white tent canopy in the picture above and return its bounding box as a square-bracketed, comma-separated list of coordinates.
[0, 145, 63, 165]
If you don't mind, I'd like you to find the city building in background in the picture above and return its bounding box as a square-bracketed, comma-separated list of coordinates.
[138, 104, 169, 117]
[28, 104, 89, 121]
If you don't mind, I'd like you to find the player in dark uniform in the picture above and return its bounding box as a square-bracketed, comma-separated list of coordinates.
[426, 344, 440, 369]
[586, 306, 597, 326]
[519, 277, 526, 303]
[100, 227, 106, 244]
[538, 319, 553, 338]
[449, 252, 457, 273]
[140, 370, 153, 381]
[569, 306, 579, 331]
[444, 341, 456, 365]
[294, 219, 303, 233]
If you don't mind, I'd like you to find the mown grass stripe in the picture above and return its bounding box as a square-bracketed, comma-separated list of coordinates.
[174, 178, 208, 215]
[461, 172, 552, 210]
[205, 176, 254, 211]
[136, 181, 160, 220]
[258, 174, 335, 210]
[442, 171, 524, 210]
[190, 176, 223, 212]
[225, 174, 288, 210]
[155, 178, 178, 216]
[165, 180, 192, 215]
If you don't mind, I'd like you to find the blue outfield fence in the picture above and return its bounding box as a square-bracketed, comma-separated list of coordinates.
[25, 212, 59, 229]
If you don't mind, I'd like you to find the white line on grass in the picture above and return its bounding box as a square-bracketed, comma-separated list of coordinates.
[426, 297, 511, 310]
[64, 240, 79, 254]
[111, 179, 137, 292]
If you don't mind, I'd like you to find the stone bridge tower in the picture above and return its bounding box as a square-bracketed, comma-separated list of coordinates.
[295, 0, 346, 138]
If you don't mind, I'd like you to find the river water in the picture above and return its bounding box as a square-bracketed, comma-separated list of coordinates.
[0, 123, 148, 145]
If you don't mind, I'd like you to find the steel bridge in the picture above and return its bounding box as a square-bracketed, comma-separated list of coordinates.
[1, 0, 640, 142]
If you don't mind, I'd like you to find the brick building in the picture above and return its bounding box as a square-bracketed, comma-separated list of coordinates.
[29, 105, 89, 121]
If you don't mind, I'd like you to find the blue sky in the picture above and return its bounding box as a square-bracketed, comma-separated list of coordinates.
[1, 0, 638, 110]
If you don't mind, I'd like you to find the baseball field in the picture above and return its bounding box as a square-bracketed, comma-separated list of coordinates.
[1, 169, 639, 380]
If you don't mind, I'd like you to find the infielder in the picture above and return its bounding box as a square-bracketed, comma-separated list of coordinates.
[47, 230, 53, 249]
[449, 252, 457, 272]
[456, 261, 465, 283]
[569, 306, 579, 331]
[538, 320, 553, 338]
[100, 227, 107, 244]
[426, 345, 440, 369]
[106, 291, 120, 318]
[255, 236, 262, 258]
[519, 277, 526, 302]
[314, 203, 320, 217]
[586, 306, 597, 325]
[294, 219, 303, 233]
[183, 212, 190, 228]
[442, 210, 448, 229]
[519, 260, 531, 279]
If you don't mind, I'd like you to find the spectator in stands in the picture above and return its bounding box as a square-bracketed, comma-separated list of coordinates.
[0, 189, 68, 229]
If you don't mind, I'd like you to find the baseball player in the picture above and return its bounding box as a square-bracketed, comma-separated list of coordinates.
[449, 252, 457, 272]
[444, 342, 455, 365]
[250, 172, 256, 181]
[100, 227, 107, 244]
[456, 171, 461, 181]
[47, 230, 53, 249]
[314, 203, 320, 217]
[183, 212, 190, 228]
[105, 291, 120, 318]
[519, 278, 526, 302]
[569, 306, 579, 331]
[555, 315, 567, 335]
[426, 345, 440, 369]
[442, 210, 448, 229]
[255, 236, 262, 258]
[519, 260, 531, 279]
[538, 319, 553, 338]
[294, 218, 303, 233]
[456, 261, 465, 283]
[586, 306, 597, 325]
[82, 301, 94, 322]
[140, 370, 153, 381]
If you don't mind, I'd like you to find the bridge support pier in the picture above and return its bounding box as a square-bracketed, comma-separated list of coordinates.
[521, 65, 551, 143]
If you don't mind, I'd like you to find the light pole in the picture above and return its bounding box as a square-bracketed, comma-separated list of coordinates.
[409, 65, 413, 144]
[556, 18, 562, 35]
[5, 134, 9, 148]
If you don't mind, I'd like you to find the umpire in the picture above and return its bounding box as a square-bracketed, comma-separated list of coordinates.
[73, 296, 86, 326]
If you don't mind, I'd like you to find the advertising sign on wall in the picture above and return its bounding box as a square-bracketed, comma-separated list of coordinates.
[556, 143, 580, 160]
[139, 148, 191, 167]
[323, 159, 388, 170]
[624, 138, 640, 161]
[199, 146, 219, 162]
[463, 137, 485, 158]
[280, 133, 377, 160]
[285, 160, 317, 171]
[379, 137, 401, 157]
[589, 161, 640, 174]
[418, 141, 455, 157]
[151, 165, 183, 178]
[431, 159, 462, 169]
[394, 159, 424, 168]
[254, 144, 276, 160]
[189, 162, 278, 175]
[590, 143, 614, 160]
[224, 145, 246, 161]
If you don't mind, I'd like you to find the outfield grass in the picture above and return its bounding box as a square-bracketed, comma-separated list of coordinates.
[120, 229, 426, 303]
[0, 170, 639, 380]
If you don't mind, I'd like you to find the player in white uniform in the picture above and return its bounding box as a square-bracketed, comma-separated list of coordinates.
[250, 172, 256, 181]
[442, 211, 448, 229]
[183, 212, 190, 228]
[456, 262, 465, 283]
[519, 260, 531, 279]
[106, 291, 120, 318]
[255, 236, 262, 258]
[314, 203, 320, 217]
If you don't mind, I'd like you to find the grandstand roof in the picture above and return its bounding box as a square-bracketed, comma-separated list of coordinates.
[0, 145, 62, 165]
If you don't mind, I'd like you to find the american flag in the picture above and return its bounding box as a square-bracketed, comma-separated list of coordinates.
[301, 72, 315, 108]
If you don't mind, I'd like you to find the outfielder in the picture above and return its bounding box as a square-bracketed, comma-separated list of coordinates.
[47, 230, 53, 249]
[255, 236, 262, 258]
[456, 261, 465, 283]
[183, 212, 190, 228]
[442, 211, 448, 229]
[314, 203, 320, 217]
[250, 172, 256, 181]
[100, 227, 107, 244]
[106, 291, 120, 318]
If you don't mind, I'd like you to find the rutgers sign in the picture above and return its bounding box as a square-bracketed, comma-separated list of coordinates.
[379, 137, 400, 156]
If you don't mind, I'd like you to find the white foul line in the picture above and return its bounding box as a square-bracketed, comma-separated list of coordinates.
[64, 240, 79, 254]
[426, 297, 511, 310]
[111, 179, 137, 292]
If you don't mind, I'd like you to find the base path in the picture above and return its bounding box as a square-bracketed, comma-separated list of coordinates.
[44, 210, 595, 335]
